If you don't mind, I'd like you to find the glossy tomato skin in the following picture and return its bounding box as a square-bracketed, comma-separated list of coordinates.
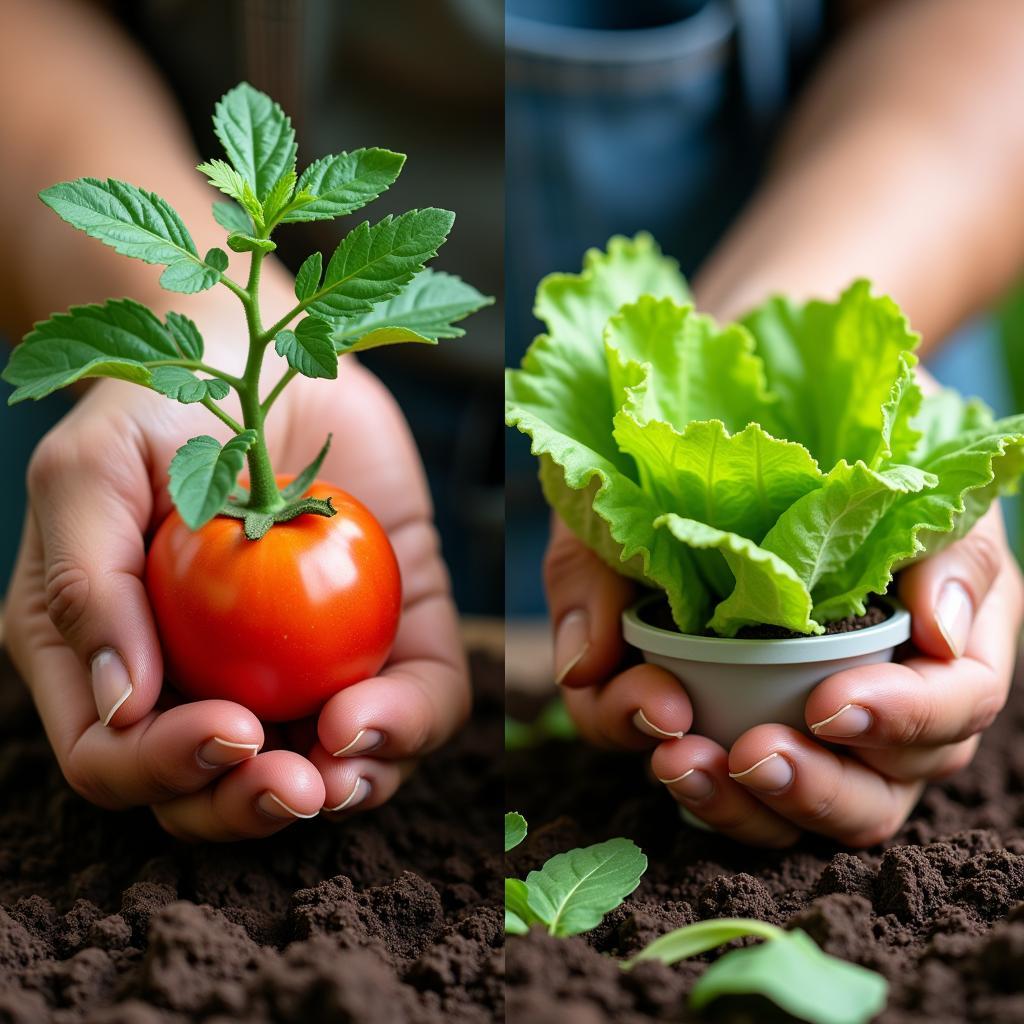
[145, 478, 401, 722]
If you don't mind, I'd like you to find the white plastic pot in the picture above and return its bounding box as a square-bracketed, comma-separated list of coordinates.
[622, 595, 911, 749]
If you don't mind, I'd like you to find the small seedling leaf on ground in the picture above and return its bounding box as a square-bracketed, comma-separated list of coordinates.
[625, 918, 887, 1024]
[525, 837, 647, 937]
[505, 812, 527, 852]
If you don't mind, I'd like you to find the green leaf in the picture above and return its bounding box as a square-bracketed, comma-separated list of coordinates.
[524, 838, 647, 936]
[198, 160, 264, 221]
[742, 279, 919, 467]
[691, 929, 887, 1024]
[227, 232, 276, 254]
[40, 178, 218, 292]
[605, 297, 778, 433]
[150, 366, 230, 404]
[505, 812, 527, 852]
[261, 168, 297, 225]
[166, 312, 204, 360]
[307, 209, 455, 322]
[168, 432, 257, 530]
[761, 461, 935, 598]
[656, 516, 820, 636]
[613, 417, 823, 543]
[5, 299, 181, 402]
[876, 352, 922, 465]
[295, 252, 323, 301]
[285, 148, 406, 222]
[212, 82, 297, 200]
[333, 269, 493, 352]
[625, 918, 783, 967]
[275, 318, 338, 379]
[505, 878, 540, 934]
[212, 200, 253, 234]
[280, 434, 332, 501]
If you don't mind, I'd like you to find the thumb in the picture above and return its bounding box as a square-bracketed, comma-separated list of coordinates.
[27, 429, 164, 727]
[543, 515, 636, 688]
[898, 504, 1009, 660]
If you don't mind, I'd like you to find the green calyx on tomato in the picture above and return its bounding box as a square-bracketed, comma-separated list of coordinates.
[3, 81, 493, 538]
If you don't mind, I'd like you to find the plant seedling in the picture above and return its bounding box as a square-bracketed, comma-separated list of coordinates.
[625, 918, 888, 1024]
[506, 234, 1024, 636]
[3, 82, 491, 722]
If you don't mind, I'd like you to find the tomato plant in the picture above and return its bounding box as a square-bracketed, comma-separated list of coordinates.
[147, 478, 401, 721]
[3, 82, 489, 721]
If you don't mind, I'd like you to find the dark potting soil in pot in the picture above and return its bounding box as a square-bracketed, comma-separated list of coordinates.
[0, 649, 503, 1024]
[506, 661, 1024, 1024]
[641, 596, 890, 640]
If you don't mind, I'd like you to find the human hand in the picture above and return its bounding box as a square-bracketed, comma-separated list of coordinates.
[6, 360, 468, 841]
[545, 506, 1022, 848]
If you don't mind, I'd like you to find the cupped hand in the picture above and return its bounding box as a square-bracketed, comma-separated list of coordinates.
[6, 358, 468, 841]
[545, 505, 1023, 848]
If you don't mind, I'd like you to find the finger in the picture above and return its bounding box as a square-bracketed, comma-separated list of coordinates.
[727, 725, 923, 847]
[898, 505, 1012, 659]
[63, 699, 264, 808]
[27, 422, 161, 727]
[544, 515, 636, 688]
[650, 736, 800, 848]
[560, 664, 693, 751]
[807, 562, 1021, 750]
[308, 743, 416, 816]
[856, 733, 981, 784]
[151, 750, 325, 842]
[317, 583, 469, 760]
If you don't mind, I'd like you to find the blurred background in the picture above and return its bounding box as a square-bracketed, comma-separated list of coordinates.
[505, 0, 1023, 624]
[0, 0, 504, 615]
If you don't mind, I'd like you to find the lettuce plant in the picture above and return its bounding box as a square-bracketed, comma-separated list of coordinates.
[506, 234, 1024, 636]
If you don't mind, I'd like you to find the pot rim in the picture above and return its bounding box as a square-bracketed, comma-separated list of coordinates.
[622, 594, 910, 665]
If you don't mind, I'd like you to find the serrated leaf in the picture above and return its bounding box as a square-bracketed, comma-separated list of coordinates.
[261, 168, 297, 225]
[4, 299, 180, 402]
[691, 929, 887, 1024]
[213, 82, 297, 200]
[334, 269, 492, 352]
[199, 160, 264, 222]
[284, 148, 406, 222]
[275, 318, 338, 379]
[150, 366, 230, 404]
[294, 252, 323, 302]
[505, 812, 527, 852]
[525, 838, 646, 937]
[205, 247, 229, 271]
[212, 200, 253, 234]
[281, 434, 332, 501]
[166, 311, 204, 360]
[227, 232, 276, 254]
[159, 259, 222, 294]
[308, 209, 455, 322]
[168, 432, 257, 530]
[40, 178, 211, 281]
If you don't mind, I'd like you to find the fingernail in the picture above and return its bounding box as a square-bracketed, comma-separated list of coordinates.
[332, 729, 385, 757]
[810, 704, 873, 739]
[90, 649, 133, 726]
[657, 767, 714, 801]
[324, 776, 370, 812]
[729, 752, 794, 793]
[633, 708, 685, 740]
[554, 609, 589, 685]
[257, 792, 319, 820]
[936, 581, 973, 659]
[197, 736, 261, 769]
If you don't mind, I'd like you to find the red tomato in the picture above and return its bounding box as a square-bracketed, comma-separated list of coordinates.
[145, 478, 401, 722]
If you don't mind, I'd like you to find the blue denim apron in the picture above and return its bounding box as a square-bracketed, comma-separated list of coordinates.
[504, 0, 1013, 615]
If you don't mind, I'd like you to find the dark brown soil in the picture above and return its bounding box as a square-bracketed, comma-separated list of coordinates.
[0, 649, 503, 1024]
[506, 662, 1024, 1024]
[640, 596, 890, 640]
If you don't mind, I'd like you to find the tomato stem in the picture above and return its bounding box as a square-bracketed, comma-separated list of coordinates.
[236, 242, 284, 515]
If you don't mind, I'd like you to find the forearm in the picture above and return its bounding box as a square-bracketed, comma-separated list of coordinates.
[695, 0, 1024, 348]
[0, 0, 293, 370]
